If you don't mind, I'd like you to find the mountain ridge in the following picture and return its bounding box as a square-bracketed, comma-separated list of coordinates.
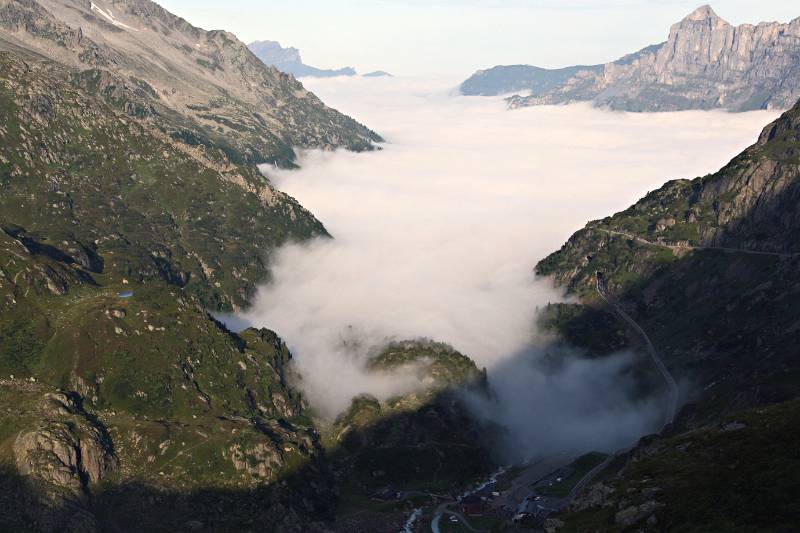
[462, 5, 800, 112]
[0, 1, 387, 529]
[0, 0, 382, 166]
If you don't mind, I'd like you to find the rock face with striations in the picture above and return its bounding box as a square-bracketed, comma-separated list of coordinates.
[13, 392, 117, 497]
[463, 5, 800, 112]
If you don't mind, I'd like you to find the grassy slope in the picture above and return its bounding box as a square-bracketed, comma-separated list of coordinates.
[323, 341, 495, 528]
[563, 400, 800, 532]
[0, 52, 326, 312]
[535, 102, 800, 531]
[0, 49, 339, 531]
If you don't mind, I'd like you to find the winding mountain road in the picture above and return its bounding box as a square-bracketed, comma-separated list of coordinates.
[431, 508, 486, 533]
[593, 227, 800, 426]
[598, 229, 799, 259]
[596, 274, 679, 426]
[558, 454, 616, 509]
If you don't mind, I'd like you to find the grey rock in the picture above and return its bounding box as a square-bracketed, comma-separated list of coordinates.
[248, 39, 357, 78]
[569, 482, 616, 512]
[465, 6, 800, 112]
[721, 421, 747, 432]
[0, 0, 381, 166]
[543, 518, 565, 532]
[615, 500, 663, 527]
[13, 392, 116, 498]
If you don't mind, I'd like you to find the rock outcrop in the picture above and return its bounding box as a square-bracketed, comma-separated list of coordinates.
[463, 5, 800, 112]
[556, 401, 800, 531]
[14, 392, 116, 498]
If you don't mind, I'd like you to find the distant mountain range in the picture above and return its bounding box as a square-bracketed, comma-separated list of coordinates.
[462, 5, 800, 112]
[248, 40, 391, 79]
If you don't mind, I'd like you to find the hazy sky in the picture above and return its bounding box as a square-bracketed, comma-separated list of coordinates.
[157, 1, 799, 75]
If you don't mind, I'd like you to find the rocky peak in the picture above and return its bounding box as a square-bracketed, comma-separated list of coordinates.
[758, 98, 800, 146]
[249, 39, 303, 65]
[684, 5, 721, 23]
[477, 4, 800, 111]
[669, 4, 729, 40]
[13, 392, 117, 498]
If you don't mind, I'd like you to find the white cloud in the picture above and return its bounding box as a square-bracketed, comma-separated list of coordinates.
[464, 349, 665, 461]
[240, 75, 776, 451]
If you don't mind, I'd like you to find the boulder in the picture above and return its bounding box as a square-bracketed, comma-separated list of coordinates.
[13, 392, 116, 498]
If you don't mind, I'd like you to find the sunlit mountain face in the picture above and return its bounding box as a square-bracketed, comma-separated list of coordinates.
[2, 2, 800, 532]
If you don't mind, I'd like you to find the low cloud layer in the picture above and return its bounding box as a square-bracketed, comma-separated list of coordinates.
[464, 348, 665, 462]
[241, 75, 775, 452]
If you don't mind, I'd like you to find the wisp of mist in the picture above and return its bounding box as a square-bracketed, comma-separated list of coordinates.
[240, 75, 776, 461]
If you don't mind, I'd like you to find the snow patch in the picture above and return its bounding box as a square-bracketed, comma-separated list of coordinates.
[90, 2, 139, 32]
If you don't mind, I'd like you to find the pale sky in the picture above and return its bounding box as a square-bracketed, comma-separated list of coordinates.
[157, 1, 799, 76]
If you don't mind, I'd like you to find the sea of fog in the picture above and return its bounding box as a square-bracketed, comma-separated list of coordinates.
[238, 76, 777, 459]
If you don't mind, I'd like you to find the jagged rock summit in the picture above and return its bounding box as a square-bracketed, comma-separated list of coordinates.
[684, 4, 718, 21]
[248, 39, 358, 78]
[462, 5, 800, 112]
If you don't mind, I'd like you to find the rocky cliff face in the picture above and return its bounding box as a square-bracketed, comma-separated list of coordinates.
[0, 0, 380, 164]
[14, 392, 116, 495]
[465, 5, 800, 112]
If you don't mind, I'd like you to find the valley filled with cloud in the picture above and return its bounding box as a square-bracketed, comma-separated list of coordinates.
[242, 75, 776, 454]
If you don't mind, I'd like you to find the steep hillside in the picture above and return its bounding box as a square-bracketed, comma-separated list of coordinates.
[0, 53, 325, 312]
[463, 6, 800, 112]
[536, 101, 800, 531]
[323, 340, 495, 532]
[560, 400, 800, 532]
[0, 0, 381, 165]
[538, 98, 800, 413]
[537, 98, 800, 296]
[0, 49, 346, 530]
[0, 1, 385, 529]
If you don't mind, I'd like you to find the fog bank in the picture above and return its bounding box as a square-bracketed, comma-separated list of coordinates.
[241, 76, 776, 450]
